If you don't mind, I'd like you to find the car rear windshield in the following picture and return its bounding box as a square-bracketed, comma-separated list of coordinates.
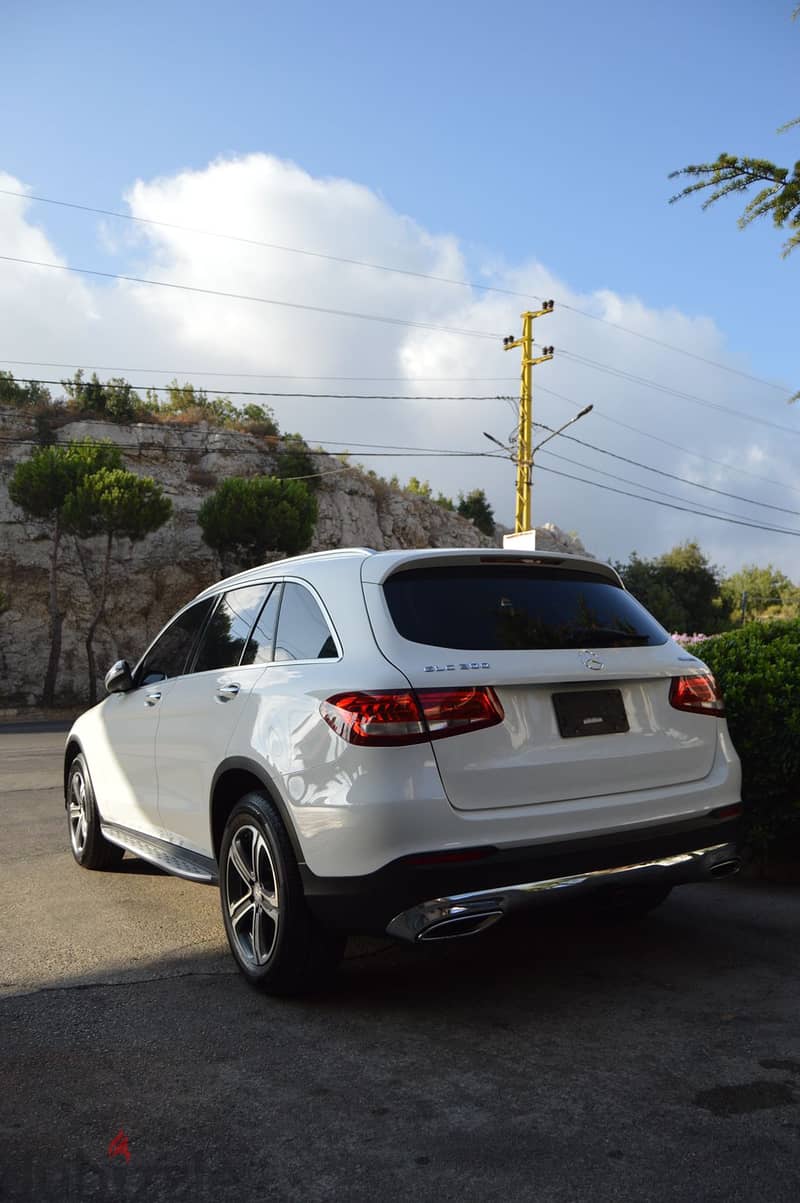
[383, 565, 668, 650]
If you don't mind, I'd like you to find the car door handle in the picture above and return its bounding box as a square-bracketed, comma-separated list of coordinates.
[145, 691, 162, 707]
[216, 682, 240, 700]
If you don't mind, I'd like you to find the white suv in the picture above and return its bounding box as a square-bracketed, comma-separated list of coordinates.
[64, 547, 742, 994]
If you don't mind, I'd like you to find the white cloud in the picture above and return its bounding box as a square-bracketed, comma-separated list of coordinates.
[1, 154, 798, 577]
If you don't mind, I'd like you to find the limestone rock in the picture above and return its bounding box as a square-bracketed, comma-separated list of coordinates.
[0, 408, 499, 705]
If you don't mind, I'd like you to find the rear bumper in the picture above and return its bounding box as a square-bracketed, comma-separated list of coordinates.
[386, 840, 739, 942]
[300, 813, 742, 936]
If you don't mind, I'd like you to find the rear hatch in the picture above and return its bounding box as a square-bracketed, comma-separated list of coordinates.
[362, 552, 718, 811]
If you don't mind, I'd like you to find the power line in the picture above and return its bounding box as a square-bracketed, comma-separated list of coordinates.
[558, 348, 800, 437]
[536, 383, 800, 498]
[0, 254, 501, 341]
[534, 464, 800, 538]
[9, 364, 799, 489]
[0, 432, 502, 459]
[6, 358, 796, 495]
[6, 363, 800, 501]
[8, 376, 514, 402]
[28, 368, 795, 509]
[553, 304, 791, 395]
[539, 446, 786, 525]
[0, 187, 545, 301]
[531, 420, 800, 518]
[0, 358, 520, 381]
[1, 185, 792, 398]
[3, 426, 798, 536]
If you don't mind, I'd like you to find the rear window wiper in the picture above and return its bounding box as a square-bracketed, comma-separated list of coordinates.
[568, 627, 651, 644]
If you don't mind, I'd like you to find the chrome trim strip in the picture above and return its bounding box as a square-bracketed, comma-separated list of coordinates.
[386, 841, 739, 943]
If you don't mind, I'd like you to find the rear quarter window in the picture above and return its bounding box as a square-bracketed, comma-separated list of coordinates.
[383, 566, 668, 650]
[273, 582, 338, 662]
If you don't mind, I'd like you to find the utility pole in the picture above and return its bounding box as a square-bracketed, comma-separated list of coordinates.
[503, 301, 554, 534]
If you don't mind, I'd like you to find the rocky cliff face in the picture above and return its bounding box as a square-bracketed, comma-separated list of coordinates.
[0, 406, 587, 707]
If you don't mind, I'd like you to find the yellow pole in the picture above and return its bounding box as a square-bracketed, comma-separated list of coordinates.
[515, 312, 533, 532]
[503, 304, 554, 534]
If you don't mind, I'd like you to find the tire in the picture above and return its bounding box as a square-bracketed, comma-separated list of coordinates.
[595, 882, 673, 921]
[66, 753, 125, 871]
[219, 791, 345, 996]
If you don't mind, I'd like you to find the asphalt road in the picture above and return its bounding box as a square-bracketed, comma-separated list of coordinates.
[2, 729, 800, 1202]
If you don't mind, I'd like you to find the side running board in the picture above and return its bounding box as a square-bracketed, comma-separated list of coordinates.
[101, 822, 219, 884]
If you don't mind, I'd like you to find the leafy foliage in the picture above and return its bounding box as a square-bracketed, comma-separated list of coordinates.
[720, 563, 800, 623]
[62, 468, 172, 541]
[669, 152, 800, 258]
[151, 381, 279, 435]
[8, 440, 123, 520]
[457, 488, 495, 536]
[8, 440, 125, 704]
[669, 9, 799, 257]
[62, 468, 172, 703]
[615, 541, 730, 634]
[198, 476, 317, 571]
[406, 477, 433, 499]
[402, 478, 454, 509]
[0, 369, 282, 435]
[694, 620, 800, 851]
[63, 371, 144, 422]
[272, 434, 318, 489]
[0, 371, 52, 408]
[668, 7, 799, 398]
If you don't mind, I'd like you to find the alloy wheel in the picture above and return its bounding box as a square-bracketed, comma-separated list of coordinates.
[225, 823, 280, 967]
[68, 768, 89, 856]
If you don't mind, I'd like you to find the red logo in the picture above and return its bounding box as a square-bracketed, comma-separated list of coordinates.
[108, 1129, 131, 1164]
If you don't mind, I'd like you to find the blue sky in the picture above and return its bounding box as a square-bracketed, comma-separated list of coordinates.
[4, 0, 797, 376]
[1, 0, 798, 571]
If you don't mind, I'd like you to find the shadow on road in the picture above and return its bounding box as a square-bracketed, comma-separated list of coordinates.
[2, 881, 800, 1202]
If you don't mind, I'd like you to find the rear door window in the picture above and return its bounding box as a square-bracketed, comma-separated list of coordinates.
[193, 584, 273, 673]
[383, 566, 668, 650]
[274, 583, 338, 662]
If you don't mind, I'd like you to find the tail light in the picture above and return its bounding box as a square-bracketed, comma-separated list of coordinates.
[320, 687, 504, 746]
[669, 674, 725, 717]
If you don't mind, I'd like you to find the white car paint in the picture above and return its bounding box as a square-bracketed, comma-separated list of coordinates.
[66, 547, 742, 880]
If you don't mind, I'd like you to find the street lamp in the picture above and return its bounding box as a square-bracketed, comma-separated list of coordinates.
[483, 403, 593, 463]
[530, 404, 593, 457]
[483, 404, 594, 550]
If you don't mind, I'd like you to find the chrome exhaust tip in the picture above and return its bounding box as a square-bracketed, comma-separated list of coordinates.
[385, 842, 743, 943]
[417, 911, 503, 941]
[709, 858, 742, 879]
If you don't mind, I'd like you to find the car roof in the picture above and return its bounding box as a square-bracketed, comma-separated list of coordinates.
[194, 547, 377, 598]
[197, 546, 621, 598]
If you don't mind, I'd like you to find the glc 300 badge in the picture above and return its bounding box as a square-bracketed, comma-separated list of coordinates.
[582, 653, 604, 671]
[424, 662, 491, 672]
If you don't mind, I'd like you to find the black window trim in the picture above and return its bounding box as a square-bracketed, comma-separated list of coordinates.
[238, 581, 283, 668]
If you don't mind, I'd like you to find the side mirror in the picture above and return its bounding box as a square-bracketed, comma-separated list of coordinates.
[105, 660, 135, 694]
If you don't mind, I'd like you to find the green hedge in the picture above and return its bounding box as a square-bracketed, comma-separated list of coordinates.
[692, 619, 800, 851]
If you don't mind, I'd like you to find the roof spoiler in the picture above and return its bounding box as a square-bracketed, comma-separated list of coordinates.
[361, 548, 623, 587]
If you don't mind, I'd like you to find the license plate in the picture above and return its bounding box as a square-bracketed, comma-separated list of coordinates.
[552, 689, 629, 738]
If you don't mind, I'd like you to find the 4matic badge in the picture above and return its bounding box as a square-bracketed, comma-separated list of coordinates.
[423, 662, 491, 672]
